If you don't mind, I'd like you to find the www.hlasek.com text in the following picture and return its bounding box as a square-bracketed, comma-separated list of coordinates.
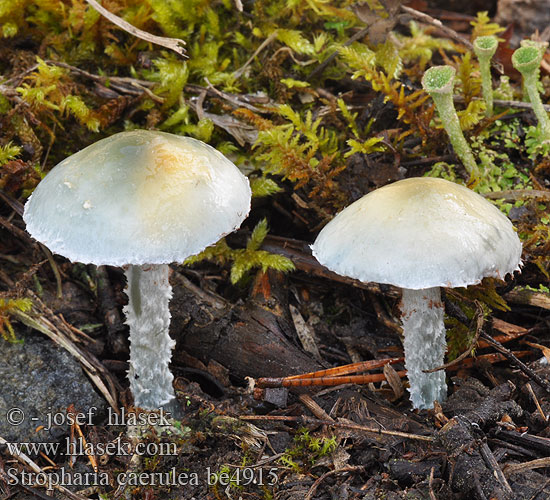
[5, 436, 176, 457]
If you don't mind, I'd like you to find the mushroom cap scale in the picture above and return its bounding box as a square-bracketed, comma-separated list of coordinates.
[23, 130, 251, 266]
[311, 177, 522, 290]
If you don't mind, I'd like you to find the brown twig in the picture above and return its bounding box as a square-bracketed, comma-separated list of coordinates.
[45, 61, 154, 87]
[480, 330, 550, 396]
[400, 155, 455, 168]
[233, 32, 278, 79]
[455, 95, 550, 113]
[505, 288, 550, 310]
[482, 189, 550, 202]
[68, 404, 98, 472]
[400, 5, 473, 51]
[308, 26, 370, 81]
[503, 457, 550, 476]
[203, 77, 264, 113]
[85, 0, 186, 58]
[0, 189, 24, 216]
[305, 466, 365, 500]
[429, 466, 437, 500]
[480, 441, 514, 494]
[259, 234, 400, 297]
[260, 371, 407, 388]
[172, 270, 227, 310]
[298, 394, 334, 421]
[239, 415, 435, 442]
[257, 351, 531, 390]
[526, 382, 548, 422]
[40, 244, 63, 299]
[257, 357, 404, 388]
[0, 213, 30, 241]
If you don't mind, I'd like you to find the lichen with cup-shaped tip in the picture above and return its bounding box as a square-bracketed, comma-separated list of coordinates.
[422, 65, 479, 182]
[512, 44, 550, 141]
[473, 36, 498, 117]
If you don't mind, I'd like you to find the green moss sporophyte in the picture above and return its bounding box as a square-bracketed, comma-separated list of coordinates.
[311, 177, 522, 410]
[473, 35, 498, 117]
[422, 65, 480, 182]
[23, 130, 251, 411]
[512, 45, 550, 141]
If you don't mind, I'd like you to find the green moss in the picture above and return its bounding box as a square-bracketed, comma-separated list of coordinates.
[185, 219, 295, 285]
[0, 298, 32, 343]
[279, 428, 338, 473]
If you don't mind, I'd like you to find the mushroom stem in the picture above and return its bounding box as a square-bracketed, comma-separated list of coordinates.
[124, 264, 176, 409]
[401, 287, 447, 410]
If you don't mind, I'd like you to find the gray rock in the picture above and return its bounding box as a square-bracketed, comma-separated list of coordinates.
[0, 328, 106, 446]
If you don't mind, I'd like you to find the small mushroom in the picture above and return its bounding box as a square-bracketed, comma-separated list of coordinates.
[23, 130, 251, 411]
[311, 177, 522, 409]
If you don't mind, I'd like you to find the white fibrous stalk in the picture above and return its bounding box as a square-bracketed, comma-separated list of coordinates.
[401, 287, 447, 410]
[124, 264, 176, 409]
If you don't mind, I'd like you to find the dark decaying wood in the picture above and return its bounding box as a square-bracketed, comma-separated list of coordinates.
[170, 269, 322, 380]
[438, 382, 522, 499]
[95, 265, 128, 355]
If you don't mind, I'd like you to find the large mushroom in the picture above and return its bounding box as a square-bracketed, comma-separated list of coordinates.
[311, 177, 522, 409]
[23, 130, 251, 411]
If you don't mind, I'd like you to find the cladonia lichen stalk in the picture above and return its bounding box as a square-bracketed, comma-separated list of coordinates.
[512, 44, 550, 141]
[474, 36, 498, 117]
[422, 65, 479, 181]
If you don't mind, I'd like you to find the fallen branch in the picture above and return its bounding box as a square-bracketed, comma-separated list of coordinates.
[503, 457, 550, 476]
[505, 288, 550, 310]
[400, 5, 473, 51]
[85, 0, 186, 58]
[239, 415, 435, 442]
[480, 331, 550, 396]
[305, 466, 365, 500]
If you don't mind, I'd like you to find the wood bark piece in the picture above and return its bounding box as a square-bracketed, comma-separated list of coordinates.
[495, 430, 550, 456]
[505, 288, 550, 310]
[171, 270, 322, 380]
[96, 265, 128, 355]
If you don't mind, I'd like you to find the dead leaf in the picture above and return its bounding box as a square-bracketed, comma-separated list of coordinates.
[352, 0, 403, 45]
[383, 362, 404, 400]
[290, 304, 322, 361]
[526, 342, 550, 364]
